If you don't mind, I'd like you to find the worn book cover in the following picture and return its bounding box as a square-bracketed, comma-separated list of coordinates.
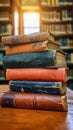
[9, 80, 66, 95]
[6, 68, 67, 82]
[3, 50, 67, 69]
[0, 92, 68, 111]
[5, 40, 60, 55]
[1, 31, 55, 46]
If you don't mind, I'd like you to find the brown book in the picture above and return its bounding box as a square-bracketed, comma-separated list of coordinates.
[5, 40, 60, 55]
[1, 31, 55, 46]
[0, 92, 68, 111]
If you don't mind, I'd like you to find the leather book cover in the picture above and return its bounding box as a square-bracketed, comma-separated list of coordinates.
[3, 50, 67, 69]
[0, 92, 68, 111]
[9, 80, 66, 95]
[6, 68, 68, 82]
[1, 31, 55, 46]
[5, 40, 60, 55]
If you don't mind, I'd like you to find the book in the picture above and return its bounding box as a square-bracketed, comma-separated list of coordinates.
[3, 50, 67, 69]
[5, 40, 60, 55]
[0, 92, 68, 111]
[51, 0, 55, 5]
[0, 24, 12, 36]
[41, 0, 48, 5]
[0, 0, 10, 6]
[1, 31, 55, 46]
[0, 12, 10, 21]
[9, 80, 66, 95]
[6, 68, 67, 82]
[0, 70, 5, 80]
[0, 53, 3, 65]
[66, 53, 73, 63]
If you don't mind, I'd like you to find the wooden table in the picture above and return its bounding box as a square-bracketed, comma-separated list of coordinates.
[0, 85, 73, 130]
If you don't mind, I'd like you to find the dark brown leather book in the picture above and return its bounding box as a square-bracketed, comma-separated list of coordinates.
[5, 40, 60, 55]
[1, 31, 55, 46]
[0, 92, 68, 112]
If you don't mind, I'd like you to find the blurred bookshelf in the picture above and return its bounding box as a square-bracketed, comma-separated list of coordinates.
[0, 0, 20, 84]
[40, 0, 73, 90]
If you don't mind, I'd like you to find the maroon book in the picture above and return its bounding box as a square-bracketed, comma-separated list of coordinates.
[0, 92, 68, 112]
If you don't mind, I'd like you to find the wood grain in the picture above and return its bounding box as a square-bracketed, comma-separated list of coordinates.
[0, 85, 73, 130]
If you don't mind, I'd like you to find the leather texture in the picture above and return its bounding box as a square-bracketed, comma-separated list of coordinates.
[6, 68, 67, 82]
[3, 50, 66, 69]
[9, 80, 66, 95]
[0, 92, 68, 111]
[2, 31, 52, 45]
[5, 41, 60, 55]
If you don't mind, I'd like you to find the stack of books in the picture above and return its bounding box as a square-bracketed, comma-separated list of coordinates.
[0, 31, 68, 111]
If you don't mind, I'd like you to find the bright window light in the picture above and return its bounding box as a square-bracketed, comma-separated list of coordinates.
[14, 12, 19, 35]
[23, 12, 40, 34]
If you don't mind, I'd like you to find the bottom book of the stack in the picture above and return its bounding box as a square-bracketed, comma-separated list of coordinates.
[0, 91, 68, 112]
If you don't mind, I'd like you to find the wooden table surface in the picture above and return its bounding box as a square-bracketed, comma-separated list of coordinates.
[0, 85, 73, 130]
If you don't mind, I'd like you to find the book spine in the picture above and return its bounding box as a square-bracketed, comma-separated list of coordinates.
[3, 50, 56, 69]
[2, 32, 50, 45]
[6, 68, 67, 82]
[5, 41, 48, 55]
[0, 92, 68, 111]
[9, 81, 66, 95]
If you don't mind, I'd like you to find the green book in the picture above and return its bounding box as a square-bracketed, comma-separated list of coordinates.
[3, 50, 67, 69]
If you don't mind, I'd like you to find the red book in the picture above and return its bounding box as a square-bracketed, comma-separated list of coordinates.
[6, 68, 68, 82]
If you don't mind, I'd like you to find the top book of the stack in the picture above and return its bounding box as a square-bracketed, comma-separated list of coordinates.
[1, 31, 55, 46]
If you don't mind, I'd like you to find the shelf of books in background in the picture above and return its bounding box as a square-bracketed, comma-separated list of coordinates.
[0, 0, 13, 45]
[0, 0, 12, 84]
[0, 31, 68, 112]
[0, 0, 19, 84]
[0, 0, 11, 83]
[40, 0, 73, 90]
